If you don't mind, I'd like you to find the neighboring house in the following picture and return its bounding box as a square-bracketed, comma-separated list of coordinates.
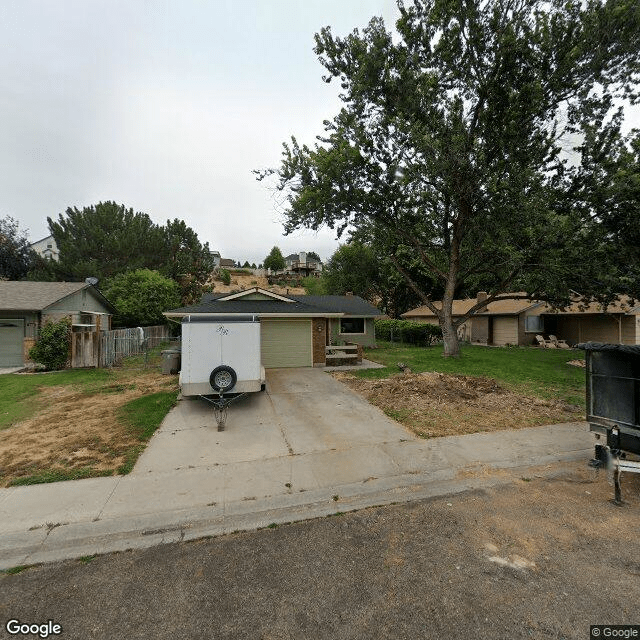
[283, 252, 323, 276]
[164, 287, 382, 368]
[403, 292, 640, 347]
[219, 258, 236, 269]
[29, 234, 59, 261]
[0, 282, 116, 367]
[209, 251, 221, 268]
[541, 297, 640, 346]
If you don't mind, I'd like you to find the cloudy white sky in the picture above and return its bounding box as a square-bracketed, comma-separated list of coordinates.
[1, 0, 400, 265]
[2, 1, 638, 267]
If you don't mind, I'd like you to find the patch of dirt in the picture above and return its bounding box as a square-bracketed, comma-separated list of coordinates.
[567, 359, 586, 368]
[206, 273, 305, 296]
[333, 371, 582, 438]
[0, 371, 177, 487]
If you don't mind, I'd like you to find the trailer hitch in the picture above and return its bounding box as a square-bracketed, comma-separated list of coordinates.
[199, 391, 247, 431]
[591, 444, 640, 505]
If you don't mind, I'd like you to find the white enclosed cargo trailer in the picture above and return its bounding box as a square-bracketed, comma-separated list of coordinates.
[180, 315, 265, 397]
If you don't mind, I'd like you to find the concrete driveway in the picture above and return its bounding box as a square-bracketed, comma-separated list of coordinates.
[133, 367, 414, 474]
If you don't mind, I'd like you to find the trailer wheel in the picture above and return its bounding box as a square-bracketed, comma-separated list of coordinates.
[209, 365, 237, 392]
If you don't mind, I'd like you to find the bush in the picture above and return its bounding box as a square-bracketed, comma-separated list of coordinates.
[104, 269, 180, 328]
[29, 318, 71, 370]
[220, 268, 231, 285]
[374, 318, 442, 346]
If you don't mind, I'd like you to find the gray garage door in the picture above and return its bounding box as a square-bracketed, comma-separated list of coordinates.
[261, 319, 312, 368]
[0, 319, 24, 366]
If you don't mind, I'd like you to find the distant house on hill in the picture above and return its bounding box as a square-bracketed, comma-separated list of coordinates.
[283, 252, 323, 277]
[29, 234, 59, 261]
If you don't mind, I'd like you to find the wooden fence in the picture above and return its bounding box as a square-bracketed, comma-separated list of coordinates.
[70, 325, 170, 368]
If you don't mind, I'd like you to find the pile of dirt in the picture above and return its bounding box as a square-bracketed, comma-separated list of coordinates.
[0, 371, 177, 487]
[206, 273, 305, 296]
[334, 371, 583, 438]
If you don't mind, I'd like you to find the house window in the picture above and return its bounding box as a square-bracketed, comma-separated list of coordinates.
[525, 315, 544, 333]
[340, 318, 365, 334]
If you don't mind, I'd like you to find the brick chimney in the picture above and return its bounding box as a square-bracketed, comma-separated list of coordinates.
[477, 291, 488, 312]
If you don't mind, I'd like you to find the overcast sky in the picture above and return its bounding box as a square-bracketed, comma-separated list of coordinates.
[1, 0, 400, 265]
[1, 1, 638, 267]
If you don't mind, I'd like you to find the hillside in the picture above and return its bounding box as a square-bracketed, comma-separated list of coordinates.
[206, 272, 306, 296]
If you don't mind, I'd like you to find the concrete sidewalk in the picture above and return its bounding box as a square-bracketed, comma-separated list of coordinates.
[0, 418, 592, 569]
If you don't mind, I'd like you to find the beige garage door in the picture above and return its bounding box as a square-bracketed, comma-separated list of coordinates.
[261, 320, 312, 368]
[492, 317, 518, 346]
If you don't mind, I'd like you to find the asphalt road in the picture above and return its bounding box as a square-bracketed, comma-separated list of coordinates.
[2, 462, 639, 640]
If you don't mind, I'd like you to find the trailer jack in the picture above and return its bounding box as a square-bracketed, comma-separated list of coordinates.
[200, 392, 247, 431]
[591, 444, 640, 505]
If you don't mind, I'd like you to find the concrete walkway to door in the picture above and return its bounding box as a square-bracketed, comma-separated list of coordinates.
[0, 368, 593, 569]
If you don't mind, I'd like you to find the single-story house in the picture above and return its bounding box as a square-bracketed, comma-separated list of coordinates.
[164, 287, 382, 368]
[402, 292, 640, 347]
[0, 281, 116, 367]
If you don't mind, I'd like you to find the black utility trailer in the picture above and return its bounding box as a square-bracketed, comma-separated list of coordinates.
[578, 342, 640, 502]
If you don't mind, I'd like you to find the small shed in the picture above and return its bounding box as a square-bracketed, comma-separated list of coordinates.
[0, 281, 116, 367]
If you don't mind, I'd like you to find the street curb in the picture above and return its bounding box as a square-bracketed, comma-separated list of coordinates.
[0, 449, 590, 570]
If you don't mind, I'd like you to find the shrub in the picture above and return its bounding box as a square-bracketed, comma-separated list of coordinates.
[220, 269, 231, 285]
[29, 318, 72, 370]
[104, 269, 180, 328]
[374, 318, 442, 346]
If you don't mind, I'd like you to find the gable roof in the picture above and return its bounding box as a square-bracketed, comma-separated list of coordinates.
[165, 290, 382, 318]
[217, 287, 294, 302]
[0, 281, 116, 313]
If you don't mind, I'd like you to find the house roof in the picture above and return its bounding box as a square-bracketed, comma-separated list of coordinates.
[541, 296, 640, 315]
[219, 258, 236, 267]
[403, 293, 640, 319]
[165, 288, 382, 318]
[0, 281, 116, 313]
[402, 295, 540, 319]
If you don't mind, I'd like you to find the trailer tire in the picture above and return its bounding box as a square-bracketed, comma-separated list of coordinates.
[209, 364, 238, 393]
[209, 365, 237, 392]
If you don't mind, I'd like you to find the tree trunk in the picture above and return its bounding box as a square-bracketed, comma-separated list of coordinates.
[440, 310, 460, 358]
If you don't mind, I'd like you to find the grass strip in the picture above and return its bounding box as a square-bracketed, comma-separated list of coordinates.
[116, 391, 178, 474]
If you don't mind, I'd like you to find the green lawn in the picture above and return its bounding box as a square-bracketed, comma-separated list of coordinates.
[362, 342, 585, 406]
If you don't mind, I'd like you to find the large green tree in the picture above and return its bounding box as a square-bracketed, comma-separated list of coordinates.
[258, 0, 640, 356]
[47, 202, 166, 281]
[44, 202, 213, 305]
[0, 216, 37, 280]
[162, 218, 214, 305]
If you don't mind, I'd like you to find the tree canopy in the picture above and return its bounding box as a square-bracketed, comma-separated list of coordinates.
[0, 216, 36, 280]
[263, 246, 286, 271]
[258, 0, 640, 356]
[104, 269, 181, 328]
[42, 202, 213, 305]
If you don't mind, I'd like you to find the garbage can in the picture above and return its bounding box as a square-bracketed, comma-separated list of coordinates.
[161, 349, 181, 375]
